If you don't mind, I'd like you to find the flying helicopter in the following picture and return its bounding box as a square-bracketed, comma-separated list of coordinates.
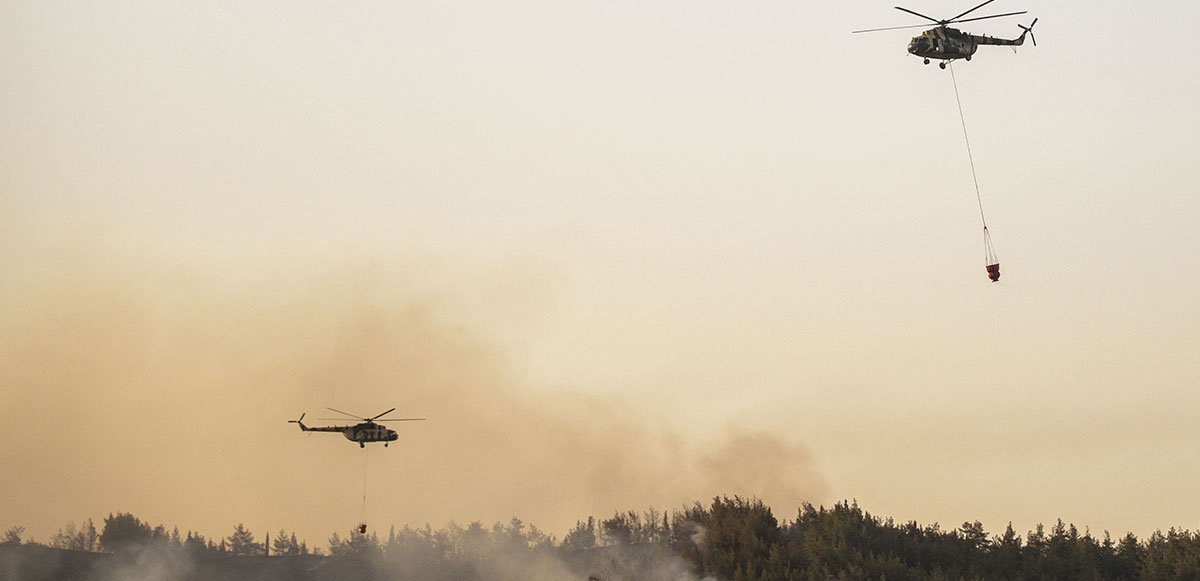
[290, 407, 425, 448]
[853, 0, 1037, 68]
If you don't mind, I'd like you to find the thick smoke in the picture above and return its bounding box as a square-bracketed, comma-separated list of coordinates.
[0, 253, 829, 545]
[87, 542, 194, 581]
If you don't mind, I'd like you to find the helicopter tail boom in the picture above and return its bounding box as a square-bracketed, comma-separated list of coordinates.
[972, 18, 1036, 47]
[288, 413, 349, 433]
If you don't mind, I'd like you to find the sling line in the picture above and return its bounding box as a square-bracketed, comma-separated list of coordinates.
[949, 62, 1001, 281]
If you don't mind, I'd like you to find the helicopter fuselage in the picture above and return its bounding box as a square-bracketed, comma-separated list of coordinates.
[292, 417, 398, 447]
[908, 26, 1027, 62]
[339, 422, 399, 445]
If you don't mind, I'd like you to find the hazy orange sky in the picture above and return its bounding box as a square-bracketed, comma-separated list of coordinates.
[3, 0, 1199, 547]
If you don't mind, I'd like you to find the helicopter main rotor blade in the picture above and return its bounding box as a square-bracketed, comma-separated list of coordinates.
[370, 407, 398, 421]
[325, 407, 364, 420]
[852, 22, 935, 34]
[376, 418, 426, 422]
[948, 0, 1000, 23]
[893, 6, 944, 25]
[953, 10, 1027, 25]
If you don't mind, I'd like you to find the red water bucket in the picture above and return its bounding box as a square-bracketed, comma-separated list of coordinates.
[986, 263, 1000, 282]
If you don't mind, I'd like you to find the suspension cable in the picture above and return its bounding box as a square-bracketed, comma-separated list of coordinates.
[949, 62, 987, 230]
[361, 446, 369, 531]
[949, 62, 999, 268]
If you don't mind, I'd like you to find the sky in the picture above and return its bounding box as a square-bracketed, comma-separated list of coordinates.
[2, 0, 1199, 548]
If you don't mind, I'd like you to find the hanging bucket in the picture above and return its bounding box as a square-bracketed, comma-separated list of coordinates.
[986, 263, 1000, 282]
[358, 522, 368, 534]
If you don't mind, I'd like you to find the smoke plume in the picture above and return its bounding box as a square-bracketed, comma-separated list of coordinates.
[0, 251, 829, 545]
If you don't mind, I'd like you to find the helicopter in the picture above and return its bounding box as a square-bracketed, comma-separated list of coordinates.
[290, 407, 425, 448]
[853, 0, 1037, 69]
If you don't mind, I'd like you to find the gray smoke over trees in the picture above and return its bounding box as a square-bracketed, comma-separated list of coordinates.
[0, 255, 831, 544]
[49, 519, 98, 552]
[8, 498, 1200, 579]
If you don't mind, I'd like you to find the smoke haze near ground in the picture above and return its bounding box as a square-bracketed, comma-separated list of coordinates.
[0, 249, 829, 547]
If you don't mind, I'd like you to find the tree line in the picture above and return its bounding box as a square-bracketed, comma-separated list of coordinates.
[6, 497, 1200, 579]
[4, 513, 308, 559]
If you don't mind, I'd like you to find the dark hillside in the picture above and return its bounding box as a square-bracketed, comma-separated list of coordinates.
[0, 545, 378, 581]
[1, 545, 102, 581]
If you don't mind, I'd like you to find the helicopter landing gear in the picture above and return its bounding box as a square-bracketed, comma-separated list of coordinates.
[939, 61, 947, 69]
[384, 442, 389, 447]
[965, 55, 972, 61]
[359, 442, 365, 448]
[923, 58, 930, 65]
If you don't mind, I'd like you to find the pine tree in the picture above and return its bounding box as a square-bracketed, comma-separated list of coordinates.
[227, 523, 261, 557]
[563, 517, 596, 551]
[3, 526, 25, 546]
[272, 529, 302, 556]
[100, 513, 151, 552]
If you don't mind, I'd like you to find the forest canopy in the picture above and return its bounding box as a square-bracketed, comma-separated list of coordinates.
[5, 497, 1200, 580]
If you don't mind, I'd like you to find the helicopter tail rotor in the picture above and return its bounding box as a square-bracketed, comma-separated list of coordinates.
[289, 412, 308, 430]
[1018, 18, 1037, 46]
